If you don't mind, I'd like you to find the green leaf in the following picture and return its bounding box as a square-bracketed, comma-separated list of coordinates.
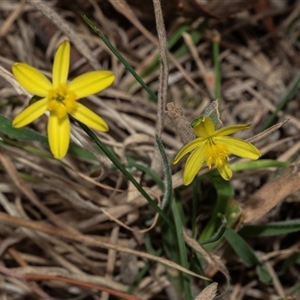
[0, 114, 96, 160]
[0, 113, 48, 144]
[224, 227, 260, 266]
[256, 265, 272, 285]
[224, 228, 272, 285]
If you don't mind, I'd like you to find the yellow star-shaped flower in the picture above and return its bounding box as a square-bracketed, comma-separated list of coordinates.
[12, 41, 115, 159]
[173, 117, 261, 185]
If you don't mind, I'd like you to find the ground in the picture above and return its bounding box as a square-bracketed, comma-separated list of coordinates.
[0, 1, 299, 299]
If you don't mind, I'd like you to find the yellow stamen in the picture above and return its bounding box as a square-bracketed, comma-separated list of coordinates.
[47, 84, 77, 118]
[205, 138, 230, 169]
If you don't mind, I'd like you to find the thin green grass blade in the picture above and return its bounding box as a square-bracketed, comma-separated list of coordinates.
[76, 120, 174, 229]
[140, 22, 192, 78]
[82, 15, 157, 102]
[231, 159, 290, 171]
[174, 20, 208, 58]
[290, 282, 300, 296]
[155, 135, 191, 297]
[260, 73, 300, 131]
[171, 198, 192, 299]
[212, 33, 221, 100]
[277, 281, 300, 300]
[155, 135, 192, 297]
[140, 19, 208, 78]
[239, 219, 300, 237]
[161, 221, 184, 295]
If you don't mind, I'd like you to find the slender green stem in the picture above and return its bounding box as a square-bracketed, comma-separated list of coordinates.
[212, 32, 221, 100]
[191, 177, 200, 237]
[76, 120, 174, 229]
[82, 15, 157, 102]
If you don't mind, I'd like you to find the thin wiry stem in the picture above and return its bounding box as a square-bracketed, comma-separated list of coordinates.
[151, 0, 169, 175]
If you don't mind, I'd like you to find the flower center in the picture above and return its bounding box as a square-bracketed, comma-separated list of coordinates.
[205, 138, 230, 169]
[47, 84, 77, 118]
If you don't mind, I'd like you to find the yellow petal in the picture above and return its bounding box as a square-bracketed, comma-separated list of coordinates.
[47, 113, 70, 159]
[70, 103, 108, 132]
[216, 161, 233, 181]
[193, 117, 215, 138]
[215, 136, 261, 159]
[68, 71, 115, 99]
[12, 63, 51, 97]
[12, 98, 48, 128]
[213, 124, 251, 137]
[52, 41, 70, 88]
[173, 137, 205, 164]
[183, 143, 207, 185]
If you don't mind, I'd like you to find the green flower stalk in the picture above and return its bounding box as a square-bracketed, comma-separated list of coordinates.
[173, 117, 261, 185]
[12, 41, 115, 159]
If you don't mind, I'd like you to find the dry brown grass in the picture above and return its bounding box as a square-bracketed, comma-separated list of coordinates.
[0, 1, 300, 299]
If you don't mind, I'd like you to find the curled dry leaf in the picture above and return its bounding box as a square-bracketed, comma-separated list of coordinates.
[194, 282, 218, 300]
[166, 102, 195, 145]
